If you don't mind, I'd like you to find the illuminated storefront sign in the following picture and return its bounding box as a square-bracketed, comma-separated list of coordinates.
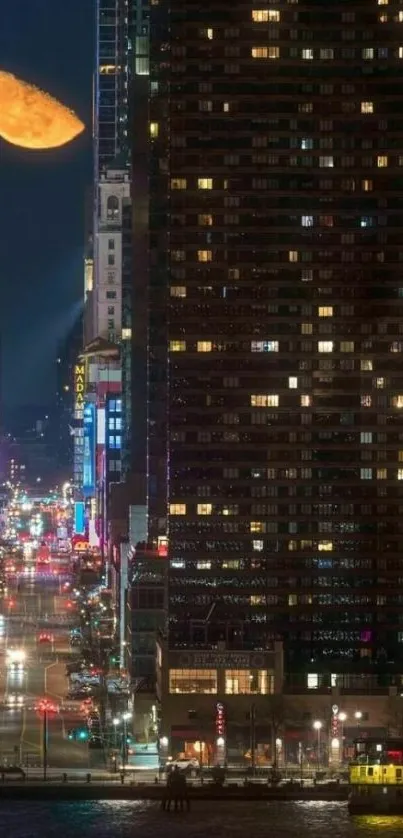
[82, 403, 96, 497]
[73, 364, 85, 496]
[71, 535, 90, 552]
[74, 364, 85, 411]
[215, 703, 226, 737]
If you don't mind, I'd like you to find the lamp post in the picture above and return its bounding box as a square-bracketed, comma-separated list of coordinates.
[313, 720, 323, 770]
[354, 710, 362, 740]
[338, 712, 347, 763]
[122, 712, 132, 766]
[37, 699, 55, 781]
[114, 712, 132, 767]
[112, 717, 120, 748]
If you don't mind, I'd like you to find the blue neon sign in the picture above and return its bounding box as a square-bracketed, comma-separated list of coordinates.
[74, 502, 85, 536]
[82, 403, 96, 497]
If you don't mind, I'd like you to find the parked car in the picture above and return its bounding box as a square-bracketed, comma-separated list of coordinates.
[167, 757, 200, 775]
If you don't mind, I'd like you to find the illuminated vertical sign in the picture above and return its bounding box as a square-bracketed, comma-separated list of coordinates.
[215, 702, 226, 737]
[73, 363, 85, 495]
[74, 364, 85, 413]
[82, 403, 96, 497]
[74, 502, 85, 535]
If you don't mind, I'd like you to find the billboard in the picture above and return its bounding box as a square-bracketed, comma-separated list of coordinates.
[74, 502, 85, 536]
[82, 403, 96, 497]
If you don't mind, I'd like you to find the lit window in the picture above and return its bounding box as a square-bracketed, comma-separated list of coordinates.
[198, 178, 213, 189]
[252, 9, 269, 21]
[301, 323, 313, 334]
[318, 541, 333, 551]
[361, 432, 372, 443]
[318, 307, 333, 317]
[197, 341, 212, 352]
[399, 11, 403, 21]
[377, 468, 387, 479]
[169, 504, 186, 515]
[253, 540, 264, 551]
[199, 100, 212, 112]
[207, 28, 213, 39]
[361, 101, 374, 113]
[171, 178, 187, 190]
[307, 674, 318, 689]
[398, 470, 403, 481]
[150, 122, 159, 138]
[169, 669, 217, 694]
[399, 47, 403, 58]
[362, 179, 373, 192]
[361, 360, 373, 371]
[289, 377, 298, 389]
[302, 49, 314, 60]
[197, 503, 212, 515]
[378, 0, 388, 5]
[169, 340, 186, 351]
[362, 49, 374, 59]
[360, 468, 372, 479]
[392, 395, 403, 408]
[318, 341, 333, 353]
[289, 250, 299, 262]
[302, 215, 314, 227]
[252, 47, 267, 58]
[250, 521, 264, 533]
[252, 46, 279, 59]
[320, 156, 334, 167]
[251, 340, 279, 352]
[170, 286, 186, 297]
[268, 10, 280, 22]
[377, 156, 388, 167]
[251, 394, 279, 407]
[376, 378, 385, 389]
[198, 250, 212, 262]
[198, 214, 213, 226]
[340, 341, 354, 352]
[225, 669, 272, 695]
[361, 395, 372, 407]
[302, 269, 313, 282]
[301, 395, 311, 407]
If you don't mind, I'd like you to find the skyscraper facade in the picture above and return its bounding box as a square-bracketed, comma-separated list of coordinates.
[150, 0, 403, 685]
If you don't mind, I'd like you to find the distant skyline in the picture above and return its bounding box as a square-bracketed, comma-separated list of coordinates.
[0, 0, 93, 407]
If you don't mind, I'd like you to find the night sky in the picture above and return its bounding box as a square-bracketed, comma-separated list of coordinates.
[0, 0, 93, 410]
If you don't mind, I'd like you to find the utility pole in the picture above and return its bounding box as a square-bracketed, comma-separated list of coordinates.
[250, 703, 256, 774]
[43, 707, 48, 781]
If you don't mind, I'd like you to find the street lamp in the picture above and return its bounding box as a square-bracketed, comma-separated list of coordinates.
[113, 712, 132, 766]
[313, 720, 323, 769]
[354, 711, 363, 738]
[338, 713, 347, 763]
[112, 717, 120, 748]
[37, 699, 56, 781]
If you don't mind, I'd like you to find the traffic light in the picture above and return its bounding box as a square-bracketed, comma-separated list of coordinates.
[67, 727, 89, 741]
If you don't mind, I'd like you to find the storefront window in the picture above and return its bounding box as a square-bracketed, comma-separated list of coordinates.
[169, 668, 217, 694]
[225, 669, 274, 695]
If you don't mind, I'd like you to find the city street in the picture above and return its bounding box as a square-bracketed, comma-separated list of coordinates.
[0, 570, 99, 770]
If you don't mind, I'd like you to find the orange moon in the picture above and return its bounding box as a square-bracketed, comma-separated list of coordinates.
[0, 71, 84, 150]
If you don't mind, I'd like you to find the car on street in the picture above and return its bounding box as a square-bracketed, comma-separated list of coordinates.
[167, 757, 200, 775]
[5, 693, 24, 707]
[38, 632, 53, 644]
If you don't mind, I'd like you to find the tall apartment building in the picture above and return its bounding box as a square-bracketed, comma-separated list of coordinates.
[150, 0, 403, 691]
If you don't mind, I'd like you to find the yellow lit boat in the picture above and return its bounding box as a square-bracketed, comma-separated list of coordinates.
[349, 738, 403, 814]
